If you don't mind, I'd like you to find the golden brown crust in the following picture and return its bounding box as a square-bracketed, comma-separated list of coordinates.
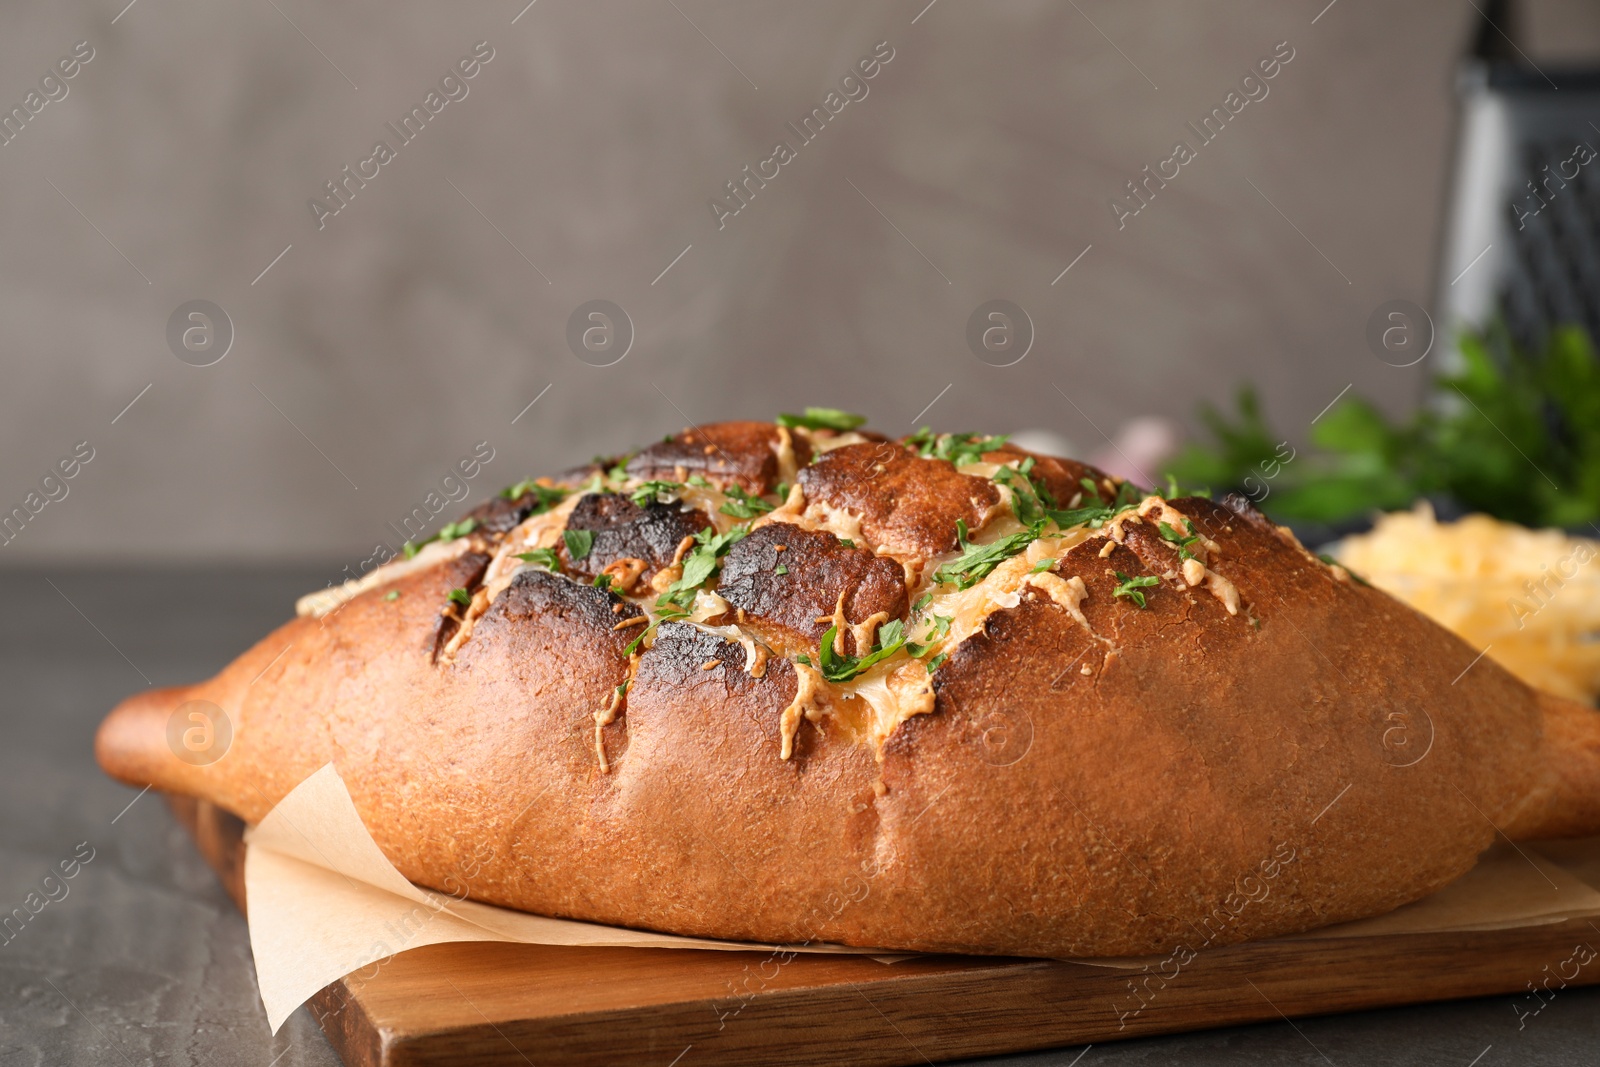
[984, 445, 1112, 506]
[868, 504, 1537, 955]
[797, 441, 1001, 555]
[464, 477, 582, 535]
[559, 493, 710, 585]
[713, 521, 907, 655]
[627, 421, 806, 494]
[595, 624, 883, 938]
[94, 421, 1600, 959]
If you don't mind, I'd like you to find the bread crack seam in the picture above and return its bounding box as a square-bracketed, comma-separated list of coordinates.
[779, 659, 826, 760]
[592, 656, 638, 775]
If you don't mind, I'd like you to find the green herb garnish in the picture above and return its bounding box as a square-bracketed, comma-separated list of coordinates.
[993, 460, 1050, 527]
[621, 605, 691, 657]
[719, 485, 775, 519]
[384, 590, 400, 601]
[447, 587, 472, 607]
[775, 563, 789, 575]
[402, 517, 479, 559]
[906, 614, 953, 657]
[563, 529, 595, 560]
[1112, 571, 1160, 608]
[932, 520, 1040, 590]
[630, 481, 683, 507]
[622, 624, 650, 657]
[906, 428, 1011, 467]
[817, 619, 906, 683]
[435, 518, 478, 545]
[925, 652, 949, 672]
[655, 525, 750, 612]
[994, 455, 1140, 533]
[1158, 519, 1200, 561]
[776, 408, 867, 432]
[515, 547, 561, 571]
[1046, 480, 1144, 530]
[1163, 473, 1210, 500]
[500, 480, 569, 509]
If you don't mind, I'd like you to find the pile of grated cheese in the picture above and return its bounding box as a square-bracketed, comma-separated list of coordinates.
[1334, 503, 1600, 704]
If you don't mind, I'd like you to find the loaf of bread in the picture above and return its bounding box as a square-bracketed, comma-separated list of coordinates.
[96, 416, 1600, 958]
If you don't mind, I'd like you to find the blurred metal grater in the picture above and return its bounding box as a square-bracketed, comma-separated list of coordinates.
[1436, 0, 1600, 360]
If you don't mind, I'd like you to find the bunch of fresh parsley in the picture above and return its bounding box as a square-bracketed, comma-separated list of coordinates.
[1164, 325, 1600, 528]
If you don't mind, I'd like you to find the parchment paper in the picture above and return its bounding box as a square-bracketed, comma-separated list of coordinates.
[245, 765, 900, 1032]
[244, 764, 1600, 1028]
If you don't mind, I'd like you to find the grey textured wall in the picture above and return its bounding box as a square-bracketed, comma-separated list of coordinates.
[3, 0, 1599, 564]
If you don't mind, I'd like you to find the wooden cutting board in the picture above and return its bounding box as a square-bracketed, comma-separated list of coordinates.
[169, 794, 1600, 1066]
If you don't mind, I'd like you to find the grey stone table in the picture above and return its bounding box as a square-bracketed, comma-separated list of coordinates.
[4, 565, 1598, 1067]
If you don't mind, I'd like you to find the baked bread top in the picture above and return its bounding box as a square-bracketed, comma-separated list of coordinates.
[96, 412, 1600, 958]
[298, 415, 1149, 763]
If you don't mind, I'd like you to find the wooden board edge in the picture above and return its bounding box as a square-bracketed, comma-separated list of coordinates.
[307, 981, 391, 1067]
[372, 918, 1600, 1067]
